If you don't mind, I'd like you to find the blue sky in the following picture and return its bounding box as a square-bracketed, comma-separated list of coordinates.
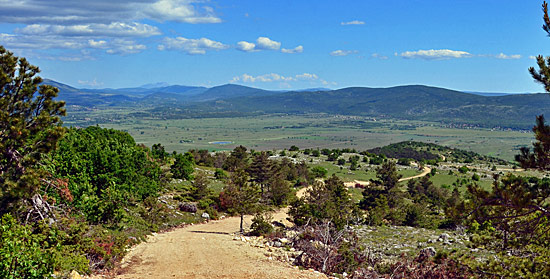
[0, 0, 546, 92]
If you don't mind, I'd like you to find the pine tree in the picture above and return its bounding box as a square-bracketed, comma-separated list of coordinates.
[223, 169, 261, 233]
[0, 46, 66, 214]
[529, 2, 550, 92]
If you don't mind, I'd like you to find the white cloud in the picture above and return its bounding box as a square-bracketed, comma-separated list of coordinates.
[158, 37, 229, 55]
[0, 0, 221, 57]
[371, 53, 388, 60]
[399, 49, 472, 60]
[78, 78, 104, 87]
[281, 45, 303, 54]
[530, 55, 538, 60]
[255, 36, 281, 50]
[236, 37, 286, 52]
[0, 0, 221, 25]
[236, 41, 257, 52]
[16, 22, 161, 37]
[494, 53, 521, 59]
[341, 20, 365, 25]
[231, 72, 320, 83]
[330, 50, 358, 56]
[144, 0, 221, 24]
[295, 73, 318, 80]
[105, 39, 146, 55]
[88, 39, 107, 48]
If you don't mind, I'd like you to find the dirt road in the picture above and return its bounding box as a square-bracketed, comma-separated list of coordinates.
[115, 187, 324, 279]
[343, 166, 432, 187]
[398, 166, 431, 182]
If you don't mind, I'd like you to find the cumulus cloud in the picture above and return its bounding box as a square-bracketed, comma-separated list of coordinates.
[236, 37, 284, 52]
[530, 55, 538, 60]
[78, 78, 104, 87]
[105, 39, 146, 55]
[231, 72, 320, 83]
[255, 37, 281, 50]
[0, 32, 147, 55]
[295, 73, 318, 80]
[158, 37, 229, 55]
[341, 20, 365, 25]
[16, 22, 161, 37]
[236, 41, 257, 52]
[330, 50, 358, 56]
[0, 0, 221, 25]
[145, 0, 221, 24]
[0, 0, 222, 58]
[281, 45, 303, 54]
[494, 53, 521, 59]
[399, 49, 472, 60]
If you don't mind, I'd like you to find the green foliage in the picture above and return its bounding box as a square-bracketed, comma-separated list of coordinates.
[0, 214, 55, 279]
[397, 158, 411, 166]
[458, 166, 469, 174]
[529, 2, 550, 93]
[249, 214, 274, 236]
[265, 175, 293, 207]
[310, 166, 327, 178]
[191, 172, 211, 200]
[221, 170, 261, 232]
[214, 168, 227, 180]
[468, 174, 550, 247]
[171, 152, 195, 180]
[0, 46, 66, 214]
[47, 126, 162, 224]
[151, 143, 167, 161]
[290, 175, 358, 230]
[369, 155, 383, 165]
[223, 145, 249, 171]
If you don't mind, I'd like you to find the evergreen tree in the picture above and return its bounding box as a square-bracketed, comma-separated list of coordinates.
[0, 46, 66, 214]
[192, 171, 211, 200]
[374, 161, 402, 191]
[223, 145, 249, 172]
[529, 2, 550, 92]
[171, 152, 195, 180]
[290, 175, 357, 230]
[223, 170, 261, 233]
[247, 151, 273, 193]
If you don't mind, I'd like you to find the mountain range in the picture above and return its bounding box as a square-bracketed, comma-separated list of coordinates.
[44, 79, 550, 129]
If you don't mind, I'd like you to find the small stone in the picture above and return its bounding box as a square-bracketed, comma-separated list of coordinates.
[419, 247, 437, 258]
[201, 212, 210, 219]
[69, 270, 82, 279]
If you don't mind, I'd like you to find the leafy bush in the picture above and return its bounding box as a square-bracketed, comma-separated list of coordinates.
[0, 214, 55, 279]
[47, 127, 162, 224]
[249, 214, 274, 236]
[310, 166, 327, 178]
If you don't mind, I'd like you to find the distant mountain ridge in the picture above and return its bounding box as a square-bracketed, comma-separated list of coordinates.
[42, 79, 550, 129]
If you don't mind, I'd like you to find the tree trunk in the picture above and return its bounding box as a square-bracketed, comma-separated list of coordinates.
[240, 214, 244, 234]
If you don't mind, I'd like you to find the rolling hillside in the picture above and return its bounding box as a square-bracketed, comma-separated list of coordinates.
[45, 80, 550, 129]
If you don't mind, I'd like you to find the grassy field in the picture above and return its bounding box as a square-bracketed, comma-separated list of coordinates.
[64, 111, 533, 162]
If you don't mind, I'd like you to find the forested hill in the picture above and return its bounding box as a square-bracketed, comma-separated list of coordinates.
[47, 79, 550, 129]
[196, 85, 550, 129]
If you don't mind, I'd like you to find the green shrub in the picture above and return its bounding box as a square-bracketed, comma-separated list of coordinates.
[249, 214, 274, 236]
[198, 198, 214, 210]
[0, 214, 55, 279]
